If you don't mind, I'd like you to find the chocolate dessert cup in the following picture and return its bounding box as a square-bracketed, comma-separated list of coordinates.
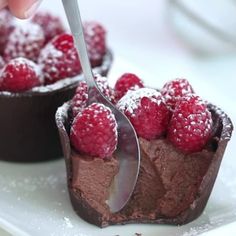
[56, 101, 233, 227]
[0, 50, 112, 162]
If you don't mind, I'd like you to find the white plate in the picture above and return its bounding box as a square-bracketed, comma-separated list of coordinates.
[0, 54, 236, 236]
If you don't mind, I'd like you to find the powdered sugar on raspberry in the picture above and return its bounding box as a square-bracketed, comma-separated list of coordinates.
[31, 11, 65, 43]
[162, 78, 192, 98]
[38, 43, 63, 62]
[71, 81, 88, 117]
[38, 33, 81, 84]
[38, 43, 63, 80]
[95, 75, 115, 103]
[161, 78, 194, 109]
[117, 88, 163, 115]
[31, 76, 81, 93]
[0, 57, 42, 92]
[168, 94, 213, 153]
[83, 21, 106, 67]
[73, 103, 118, 137]
[1, 57, 41, 78]
[0, 8, 13, 53]
[4, 22, 45, 62]
[70, 102, 118, 158]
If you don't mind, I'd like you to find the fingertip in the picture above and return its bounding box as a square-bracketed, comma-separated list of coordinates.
[8, 0, 42, 19]
[0, 0, 7, 9]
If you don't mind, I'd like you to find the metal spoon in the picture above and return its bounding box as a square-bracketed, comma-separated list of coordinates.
[62, 0, 140, 213]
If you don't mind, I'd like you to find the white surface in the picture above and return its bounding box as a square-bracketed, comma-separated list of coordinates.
[168, 0, 236, 55]
[1, 0, 236, 235]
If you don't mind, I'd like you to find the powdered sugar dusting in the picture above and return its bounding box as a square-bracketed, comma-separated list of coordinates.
[38, 43, 63, 82]
[162, 78, 193, 97]
[38, 43, 63, 63]
[72, 103, 117, 141]
[95, 74, 115, 102]
[83, 21, 106, 65]
[71, 81, 88, 116]
[70, 102, 118, 158]
[161, 78, 194, 109]
[1, 57, 42, 81]
[63, 217, 73, 228]
[32, 11, 65, 43]
[168, 94, 213, 152]
[4, 22, 45, 62]
[38, 34, 82, 84]
[32, 75, 80, 93]
[117, 88, 162, 115]
[0, 9, 13, 51]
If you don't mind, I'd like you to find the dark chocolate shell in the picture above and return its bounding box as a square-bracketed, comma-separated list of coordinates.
[56, 102, 233, 227]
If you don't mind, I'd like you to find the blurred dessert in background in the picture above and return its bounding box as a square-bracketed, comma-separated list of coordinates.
[0, 8, 113, 162]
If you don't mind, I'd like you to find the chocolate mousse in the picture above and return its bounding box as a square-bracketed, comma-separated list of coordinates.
[56, 102, 233, 227]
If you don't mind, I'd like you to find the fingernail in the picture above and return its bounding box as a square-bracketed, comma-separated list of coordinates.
[0, 0, 7, 9]
[24, 0, 42, 18]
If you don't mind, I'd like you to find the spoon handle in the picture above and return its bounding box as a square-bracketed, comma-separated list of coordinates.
[62, 0, 95, 88]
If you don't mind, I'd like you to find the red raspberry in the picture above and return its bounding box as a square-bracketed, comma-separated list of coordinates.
[38, 33, 81, 84]
[161, 78, 194, 110]
[70, 103, 117, 158]
[117, 88, 170, 140]
[114, 73, 144, 101]
[0, 57, 42, 92]
[71, 81, 88, 117]
[31, 11, 65, 44]
[95, 75, 115, 104]
[4, 22, 45, 62]
[70, 76, 115, 117]
[83, 22, 106, 67]
[168, 94, 213, 153]
[0, 8, 13, 53]
[52, 33, 74, 52]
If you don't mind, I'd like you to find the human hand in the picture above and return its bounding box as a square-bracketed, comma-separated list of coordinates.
[0, 0, 42, 19]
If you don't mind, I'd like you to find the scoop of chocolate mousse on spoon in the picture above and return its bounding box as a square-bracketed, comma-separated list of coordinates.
[62, 0, 140, 213]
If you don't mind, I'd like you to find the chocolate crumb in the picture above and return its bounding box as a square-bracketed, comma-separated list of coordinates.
[135, 233, 142, 236]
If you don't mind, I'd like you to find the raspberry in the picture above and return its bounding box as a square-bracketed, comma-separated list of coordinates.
[161, 78, 194, 110]
[167, 94, 213, 153]
[0, 57, 42, 92]
[0, 8, 13, 53]
[4, 22, 45, 62]
[95, 75, 115, 104]
[70, 76, 115, 117]
[31, 11, 65, 44]
[71, 81, 88, 117]
[117, 88, 170, 140]
[114, 73, 144, 101]
[38, 33, 81, 84]
[83, 21, 106, 67]
[70, 103, 117, 158]
[51, 33, 74, 52]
